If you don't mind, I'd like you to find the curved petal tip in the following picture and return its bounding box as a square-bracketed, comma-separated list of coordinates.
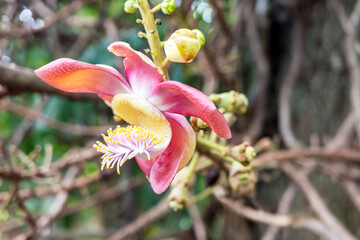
[35, 58, 131, 97]
[107, 41, 165, 98]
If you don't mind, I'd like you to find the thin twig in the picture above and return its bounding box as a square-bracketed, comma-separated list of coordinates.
[331, 0, 360, 143]
[107, 197, 170, 240]
[326, 111, 355, 150]
[0, 0, 95, 38]
[245, 2, 271, 140]
[261, 184, 296, 240]
[0, 147, 98, 181]
[188, 203, 208, 240]
[282, 164, 357, 240]
[213, 186, 338, 240]
[278, 13, 303, 149]
[61, 176, 145, 217]
[1, 100, 110, 136]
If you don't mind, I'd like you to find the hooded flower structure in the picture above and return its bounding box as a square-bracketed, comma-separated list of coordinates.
[35, 42, 231, 194]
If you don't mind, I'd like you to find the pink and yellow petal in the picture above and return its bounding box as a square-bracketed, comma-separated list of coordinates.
[35, 58, 132, 98]
[148, 81, 232, 139]
[108, 42, 165, 98]
[148, 113, 196, 194]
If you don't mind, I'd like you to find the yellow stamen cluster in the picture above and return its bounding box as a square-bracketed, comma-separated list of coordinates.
[93, 125, 163, 174]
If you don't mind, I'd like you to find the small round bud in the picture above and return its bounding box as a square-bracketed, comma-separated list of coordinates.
[190, 116, 209, 132]
[210, 91, 248, 114]
[245, 146, 256, 162]
[161, 0, 176, 14]
[192, 29, 205, 47]
[124, 0, 137, 13]
[231, 142, 256, 165]
[164, 28, 202, 63]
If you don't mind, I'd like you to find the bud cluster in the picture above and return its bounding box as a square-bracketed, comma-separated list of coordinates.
[168, 182, 190, 211]
[190, 116, 209, 132]
[228, 161, 257, 196]
[167, 165, 195, 211]
[231, 142, 255, 165]
[210, 91, 248, 114]
[161, 0, 176, 14]
[228, 142, 257, 196]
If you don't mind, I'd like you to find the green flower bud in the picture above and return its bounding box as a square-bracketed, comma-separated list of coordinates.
[210, 91, 248, 114]
[229, 161, 257, 196]
[245, 146, 256, 162]
[168, 183, 189, 211]
[164, 28, 202, 63]
[190, 116, 209, 132]
[161, 0, 176, 14]
[231, 142, 256, 165]
[124, 0, 137, 13]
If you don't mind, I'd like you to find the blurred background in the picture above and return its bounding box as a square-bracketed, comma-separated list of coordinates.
[1, 0, 360, 239]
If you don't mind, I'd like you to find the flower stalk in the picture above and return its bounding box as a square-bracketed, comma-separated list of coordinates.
[150, 3, 162, 13]
[184, 151, 200, 182]
[196, 137, 229, 154]
[136, 0, 169, 80]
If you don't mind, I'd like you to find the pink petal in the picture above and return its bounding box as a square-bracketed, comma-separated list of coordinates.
[136, 157, 157, 178]
[147, 113, 196, 194]
[148, 81, 232, 139]
[35, 58, 132, 100]
[108, 42, 165, 98]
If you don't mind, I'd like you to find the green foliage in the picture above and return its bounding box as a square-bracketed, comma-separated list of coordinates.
[0, 111, 21, 138]
[75, 4, 100, 18]
[25, 45, 52, 69]
[108, 0, 125, 18]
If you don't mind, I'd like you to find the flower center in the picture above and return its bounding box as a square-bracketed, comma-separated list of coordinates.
[94, 125, 163, 174]
[111, 94, 170, 140]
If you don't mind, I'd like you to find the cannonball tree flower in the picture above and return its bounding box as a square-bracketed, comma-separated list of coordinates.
[35, 42, 231, 194]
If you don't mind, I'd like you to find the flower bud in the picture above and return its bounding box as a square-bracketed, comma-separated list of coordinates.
[231, 142, 256, 165]
[210, 91, 248, 114]
[164, 28, 204, 63]
[124, 0, 137, 13]
[228, 161, 257, 196]
[245, 146, 256, 162]
[161, 0, 176, 15]
[190, 116, 209, 132]
[168, 183, 189, 211]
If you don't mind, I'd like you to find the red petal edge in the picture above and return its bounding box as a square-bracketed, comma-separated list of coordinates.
[148, 81, 232, 139]
[35, 58, 131, 99]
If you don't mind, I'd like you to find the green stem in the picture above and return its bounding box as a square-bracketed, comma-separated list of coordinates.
[184, 151, 199, 182]
[136, 0, 169, 80]
[196, 137, 228, 153]
[210, 151, 235, 163]
[150, 3, 162, 13]
[162, 57, 170, 68]
[190, 187, 214, 204]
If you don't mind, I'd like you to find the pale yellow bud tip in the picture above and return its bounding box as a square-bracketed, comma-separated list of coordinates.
[164, 28, 203, 63]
